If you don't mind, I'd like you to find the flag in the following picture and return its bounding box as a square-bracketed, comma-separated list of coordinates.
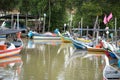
[103, 15, 107, 24]
[107, 12, 113, 22]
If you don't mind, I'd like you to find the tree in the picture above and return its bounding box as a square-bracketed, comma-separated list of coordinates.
[74, 1, 102, 28]
[0, 0, 20, 14]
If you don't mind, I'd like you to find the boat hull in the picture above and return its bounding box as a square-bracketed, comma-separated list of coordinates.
[33, 36, 60, 40]
[28, 31, 61, 40]
[103, 65, 120, 80]
[73, 42, 87, 49]
[87, 47, 105, 52]
[103, 56, 120, 80]
[71, 38, 87, 49]
[0, 46, 22, 58]
[61, 37, 71, 43]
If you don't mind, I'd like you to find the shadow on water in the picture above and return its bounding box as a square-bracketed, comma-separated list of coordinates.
[19, 39, 105, 80]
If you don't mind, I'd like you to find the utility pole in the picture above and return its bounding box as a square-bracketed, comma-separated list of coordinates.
[115, 17, 117, 46]
[93, 16, 99, 39]
[17, 13, 19, 29]
[48, 0, 51, 31]
[81, 18, 83, 36]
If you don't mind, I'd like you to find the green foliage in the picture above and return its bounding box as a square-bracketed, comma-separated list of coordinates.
[74, 1, 102, 28]
[0, 0, 120, 31]
[50, 0, 67, 31]
[0, 0, 20, 12]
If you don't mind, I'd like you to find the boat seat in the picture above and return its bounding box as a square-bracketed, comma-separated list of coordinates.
[12, 39, 22, 47]
[4, 42, 11, 48]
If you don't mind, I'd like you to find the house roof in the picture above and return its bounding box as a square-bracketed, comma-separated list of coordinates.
[0, 29, 24, 35]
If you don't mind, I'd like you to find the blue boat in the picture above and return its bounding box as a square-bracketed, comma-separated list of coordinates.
[65, 31, 93, 50]
[70, 37, 87, 49]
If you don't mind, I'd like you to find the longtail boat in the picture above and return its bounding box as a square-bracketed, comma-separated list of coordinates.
[28, 31, 60, 40]
[87, 46, 105, 52]
[60, 35, 71, 43]
[0, 39, 23, 58]
[101, 40, 120, 59]
[0, 30, 23, 58]
[54, 29, 71, 43]
[66, 31, 94, 49]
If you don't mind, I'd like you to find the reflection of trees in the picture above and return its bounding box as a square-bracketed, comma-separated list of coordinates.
[21, 39, 105, 80]
[22, 42, 62, 80]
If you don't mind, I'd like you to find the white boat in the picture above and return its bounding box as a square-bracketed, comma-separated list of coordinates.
[103, 55, 120, 80]
[28, 31, 61, 40]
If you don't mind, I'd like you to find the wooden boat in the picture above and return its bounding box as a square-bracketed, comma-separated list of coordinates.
[28, 31, 60, 40]
[60, 35, 71, 43]
[86, 38, 106, 52]
[103, 55, 120, 80]
[0, 30, 23, 58]
[101, 40, 120, 59]
[87, 46, 105, 52]
[0, 39, 23, 58]
[87, 50, 105, 54]
[70, 38, 88, 49]
[72, 37, 105, 52]
[77, 37, 92, 43]
[54, 29, 71, 43]
[64, 31, 105, 52]
[65, 31, 94, 49]
[70, 37, 105, 52]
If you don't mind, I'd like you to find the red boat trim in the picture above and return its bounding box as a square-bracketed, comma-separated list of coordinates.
[0, 46, 23, 54]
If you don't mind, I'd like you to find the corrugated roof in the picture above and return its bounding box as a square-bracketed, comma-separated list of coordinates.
[0, 29, 23, 35]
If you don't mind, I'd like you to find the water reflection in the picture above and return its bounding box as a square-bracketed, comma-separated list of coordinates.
[0, 55, 23, 80]
[21, 39, 105, 80]
[58, 50, 105, 80]
[32, 40, 61, 45]
[64, 49, 87, 68]
[26, 39, 62, 49]
[27, 40, 35, 49]
[57, 43, 73, 54]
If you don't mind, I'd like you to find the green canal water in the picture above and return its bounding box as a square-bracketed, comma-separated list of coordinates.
[0, 39, 105, 80]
